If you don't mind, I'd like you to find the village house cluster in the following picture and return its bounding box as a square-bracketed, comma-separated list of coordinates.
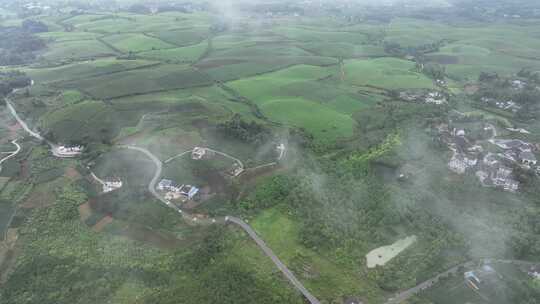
[399, 90, 447, 105]
[480, 96, 522, 113]
[477, 78, 540, 113]
[438, 123, 538, 192]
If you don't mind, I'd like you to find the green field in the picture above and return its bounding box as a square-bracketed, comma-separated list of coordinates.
[261, 97, 356, 139]
[250, 208, 382, 303]
[41, 40, 117, 61]
[137, 42, 207, 62]
[344, 57, 434, 89]
[272, 26, 369, 44]
[228, 65, 380, 140]
[63, 64, 212, 99]
[152, 28, 208, 46]
[102, 33, 176, 53]
[38, 31, 102, 43]
[25, 58, 159, 83]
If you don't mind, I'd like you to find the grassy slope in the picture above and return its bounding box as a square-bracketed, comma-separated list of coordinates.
[64, 64, 212, 99]
[41, 40, 117, 61]
[344, 57, 434, 89]
[25, 58, 159, 83]
[250, 208, 383, 303]
[137, 42, 207, 62]
[102, 33, 176, 53]
[229, 65, 359, 140]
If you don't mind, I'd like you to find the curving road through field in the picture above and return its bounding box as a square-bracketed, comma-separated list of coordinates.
[122, 145, 320, 304]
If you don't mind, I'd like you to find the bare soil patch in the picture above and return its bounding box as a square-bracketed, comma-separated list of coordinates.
[92, 215, 113, 232]
[464, 84, 479, 95]
[64, 167, 82, 181]
[21, 189, 55, 209]
[78, 202, 92, 222]
[0, 228, 19, 284]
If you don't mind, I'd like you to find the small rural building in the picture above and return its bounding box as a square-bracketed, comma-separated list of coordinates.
[229, 162, 244, 177]
[192, 147, 207, 160]
[179, 185, 199, 200]
[464, 271, 481, 290]
[158, 179, 174, 191]
[57, 145, 84, 156]
[103, 178, 122, 193]
[159, 179, 199, 201]
[528, 266, 540, 279]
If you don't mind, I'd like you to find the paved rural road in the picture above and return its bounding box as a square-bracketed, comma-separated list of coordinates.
[5, 97, 43, 141]
[166, 148, 245, 169]
[385, 259, 539, 304]
[0, 139, 21, 173]
[123, 145, 320, 304]
[164, 149, 193, 164]
[5, 94, 64, 156]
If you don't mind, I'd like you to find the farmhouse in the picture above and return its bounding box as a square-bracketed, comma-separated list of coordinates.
[157, 179, 178, 191]
[464, 271, 481, 284]
[511, 79, 527, 90]
[229, 162, 244, 177]
[103, 178, 122, 193]
[179, 185, 199, 200]
[528, 266, 540, 279]
[56, 145, 84, 157]
[191, 147, 207, 160]
[425, 91, 447, 105]
[158, 179, 199, 202]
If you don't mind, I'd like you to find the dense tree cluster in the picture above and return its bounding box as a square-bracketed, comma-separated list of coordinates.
[0, 71, 31, 96]
[21, 19, 48, 33]
[217, 114, 273, 145]
[0, 26, 46, 65]
[384, 40, 444, 57]
[474, 72, 540, 120]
